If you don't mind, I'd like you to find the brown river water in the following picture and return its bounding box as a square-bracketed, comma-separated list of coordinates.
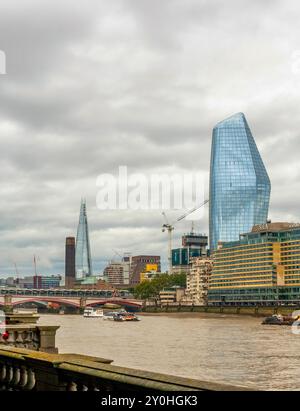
[38, 312, 300, 390]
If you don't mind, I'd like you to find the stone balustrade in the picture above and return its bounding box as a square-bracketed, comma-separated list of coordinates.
[0, 312, 59, 354]
[0, 325, 59, 354]
[0, 346, 249, 391]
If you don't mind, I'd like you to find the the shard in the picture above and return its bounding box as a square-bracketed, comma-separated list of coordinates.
[209, 112, 271, 251]
[75, 199, 93, 278]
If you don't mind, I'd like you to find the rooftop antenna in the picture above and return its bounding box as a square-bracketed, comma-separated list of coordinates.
[14, 262, 20, 280]
[191, 221, 195, 234]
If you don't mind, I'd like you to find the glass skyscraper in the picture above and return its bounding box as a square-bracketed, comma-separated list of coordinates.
[209, 112, 271, 251]
[75, 199, 93, 278]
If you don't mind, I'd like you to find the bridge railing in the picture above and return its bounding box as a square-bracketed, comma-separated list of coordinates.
[0, 346, 250, 391]
[0, 288, 134, 299]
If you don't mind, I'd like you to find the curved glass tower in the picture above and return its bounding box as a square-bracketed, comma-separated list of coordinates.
[209, 112, 271, 251]
[75, 199, 93, 278]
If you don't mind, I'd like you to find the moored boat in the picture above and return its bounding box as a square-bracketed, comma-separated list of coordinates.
[114, 311, 141, 322]
[103, 310, 141, 322]
[83, 308, 104, 318]
[262, 314, 297, 326]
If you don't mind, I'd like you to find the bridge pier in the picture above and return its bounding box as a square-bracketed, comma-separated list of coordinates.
[79, 297, 87, 313]
[3, 295, 13, 313]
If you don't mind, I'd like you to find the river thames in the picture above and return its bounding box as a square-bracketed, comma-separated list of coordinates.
[38, 312, 300, 390]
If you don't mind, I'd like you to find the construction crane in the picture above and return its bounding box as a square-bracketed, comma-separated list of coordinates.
[177, 199, 209, 222]
[162, 213, 174, 276]
[112, 249, 123, 260]
[162, 199, 209, 275]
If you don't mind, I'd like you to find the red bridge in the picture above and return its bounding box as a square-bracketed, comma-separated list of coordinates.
[0, 290, 143, 310]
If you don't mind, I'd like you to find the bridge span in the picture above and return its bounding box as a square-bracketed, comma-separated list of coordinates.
[0, 289, 142, 309]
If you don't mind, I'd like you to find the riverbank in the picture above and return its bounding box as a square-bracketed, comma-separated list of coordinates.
[142, 305, 299, 317]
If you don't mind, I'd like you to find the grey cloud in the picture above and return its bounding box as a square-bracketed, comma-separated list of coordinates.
[0, 0, 299, 276]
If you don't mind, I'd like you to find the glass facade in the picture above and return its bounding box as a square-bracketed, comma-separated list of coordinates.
[172, 247, 202, 266]
[75, 199, 93, 278]
[209, 112, 271, 251]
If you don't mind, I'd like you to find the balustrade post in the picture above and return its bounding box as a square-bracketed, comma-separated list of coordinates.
[38, 326, 60, 354]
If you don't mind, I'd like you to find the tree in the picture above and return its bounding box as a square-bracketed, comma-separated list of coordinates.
[133, 273, 187, 299]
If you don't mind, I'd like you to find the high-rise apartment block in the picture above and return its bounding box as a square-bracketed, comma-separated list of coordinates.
[185, 257, 213, 305]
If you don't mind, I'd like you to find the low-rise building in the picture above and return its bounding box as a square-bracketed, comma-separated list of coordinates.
[5, 277, 15, 287]
[159, 286, 185, 305]
[140, 271, 165, 282]
[15, 275, 62, 289]
[73, 277, 115, 291]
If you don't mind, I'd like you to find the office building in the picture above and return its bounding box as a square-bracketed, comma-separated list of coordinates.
[130, 256, 161, 285]
[172, 233, 208, 274]
[104, 262, 125, 286]
[15, 276, 35, 289]
[103, 254, 131, 286]
[34, 275, 62, 289]
[209, 112, 271, 251]
[16, 275, 62, 289]
[75, 199, 93, 278]
[208, 222, 300, 304]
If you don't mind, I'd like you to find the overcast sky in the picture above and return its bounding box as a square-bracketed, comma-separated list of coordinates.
[0, 0, 300, 277]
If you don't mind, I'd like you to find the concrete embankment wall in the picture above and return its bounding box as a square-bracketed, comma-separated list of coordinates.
[143, 305, 300, 317]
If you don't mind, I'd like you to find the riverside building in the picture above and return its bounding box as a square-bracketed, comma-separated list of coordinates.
[208, 223, 300, 305]
[184, 257, 213, 305]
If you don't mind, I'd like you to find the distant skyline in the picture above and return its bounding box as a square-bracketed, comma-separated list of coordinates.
[1, 0, 300, 276]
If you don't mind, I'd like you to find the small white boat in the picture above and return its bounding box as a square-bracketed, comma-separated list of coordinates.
[103, 311, 116, 321]
[83, 308, 104, 318]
